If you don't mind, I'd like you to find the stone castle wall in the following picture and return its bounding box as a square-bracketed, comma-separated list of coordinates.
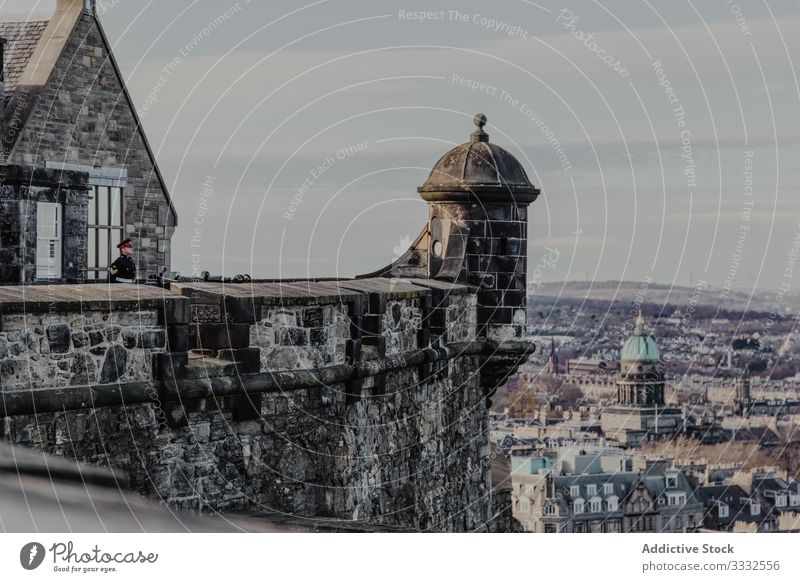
[0, 308, 165, 389]
[0, 280, 517, 532]
[5, 357, 491, 531]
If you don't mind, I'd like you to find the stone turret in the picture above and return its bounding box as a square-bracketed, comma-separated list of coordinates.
[357, 114, 539, 400]
[418, 113, 539, 341]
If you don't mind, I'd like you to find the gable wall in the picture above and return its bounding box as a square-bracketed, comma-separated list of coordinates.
[7, 12, 175, 279]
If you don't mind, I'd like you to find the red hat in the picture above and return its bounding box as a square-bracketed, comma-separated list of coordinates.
[117, 239, 133, 249]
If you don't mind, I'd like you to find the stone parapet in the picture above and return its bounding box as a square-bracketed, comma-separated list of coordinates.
[0, 279, 533, 531]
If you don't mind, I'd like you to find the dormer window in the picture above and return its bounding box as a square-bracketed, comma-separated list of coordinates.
[573, 499, 585, 514]
[718, 502, 729, 518]
[750, 501, 760, 516]
[586, 484, 597, 496]
[603, 483, 613, 495]
[570, 485, 580, 498]
[667, 493, 686, 506]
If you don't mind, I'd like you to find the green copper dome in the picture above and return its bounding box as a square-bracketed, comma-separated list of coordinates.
[621, 312, 660, 362]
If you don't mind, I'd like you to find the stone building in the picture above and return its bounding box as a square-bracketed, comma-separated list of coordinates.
[752, 475, 800, 532]
[601, 313, 684, 446]
[0, 0, 175, 284]
[695, 484, 778, 532]
[529, 467, 703, 533]
[0, 114, 539, 532]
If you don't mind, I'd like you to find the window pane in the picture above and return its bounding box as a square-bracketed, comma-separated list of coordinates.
[88, 228, 97, 268]
[111, 229, 121, 252]
[37, 239, 51, 264]
[111, 187, 122, 226]
[88, 188, 97, 226]
[98, 229, 109, 268]
[36, 202, 62, 279]
[98, 186, 109, 226]
[54, 204, 60, 238]
[37, 204, 57, 238]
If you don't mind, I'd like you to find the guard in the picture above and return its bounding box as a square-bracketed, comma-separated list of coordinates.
[108, 239, 136, 283]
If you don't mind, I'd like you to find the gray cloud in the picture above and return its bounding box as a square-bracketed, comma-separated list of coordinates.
[2, 0, 798, 292]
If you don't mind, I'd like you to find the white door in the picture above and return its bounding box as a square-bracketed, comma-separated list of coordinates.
[36, 202, 62, 279]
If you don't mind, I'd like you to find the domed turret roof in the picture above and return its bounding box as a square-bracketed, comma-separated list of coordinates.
[417, 114, 540, 203]
[621, 312, 661, 362]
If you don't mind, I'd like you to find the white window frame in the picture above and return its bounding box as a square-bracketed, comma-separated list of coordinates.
[603, 482, 614, 495]
[586, 484, 597, 497]
[718, 503, 729, 518]
[36, 202, 62, 279]
[668, 493, 686, 506]
[573, 499, 585, 514]
[570, 485, 580, 498]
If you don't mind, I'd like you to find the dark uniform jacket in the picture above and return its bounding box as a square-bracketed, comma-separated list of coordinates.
[109, 255, 136, 282]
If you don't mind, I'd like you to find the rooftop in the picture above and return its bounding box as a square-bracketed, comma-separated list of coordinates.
[0, 19, 48, 106]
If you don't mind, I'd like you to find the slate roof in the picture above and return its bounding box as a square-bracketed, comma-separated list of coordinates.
[555, 468, 700, 511]
[696, 484, 777, 529]
[0, 19, 48, 105]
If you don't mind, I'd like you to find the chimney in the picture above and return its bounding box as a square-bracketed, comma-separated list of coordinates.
[54, 0, 94, 16]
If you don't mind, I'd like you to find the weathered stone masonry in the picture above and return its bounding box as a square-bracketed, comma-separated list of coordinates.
[0, 165, 89, 283]
[0, 280, 527, 531]
[0, 114, 539, 532]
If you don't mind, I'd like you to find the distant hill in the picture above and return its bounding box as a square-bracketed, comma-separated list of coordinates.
[531, 280, 796, 315]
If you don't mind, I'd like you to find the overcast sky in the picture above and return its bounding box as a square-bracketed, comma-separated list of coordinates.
[3, 0, 800, 295]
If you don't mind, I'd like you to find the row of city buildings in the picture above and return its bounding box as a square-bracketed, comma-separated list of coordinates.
[507, 446, 800, 533]
[495, 310, 800, 532]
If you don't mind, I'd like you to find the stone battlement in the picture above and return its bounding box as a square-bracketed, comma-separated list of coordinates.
[0, 278, 532, 531]
[0, 115, 538, 532]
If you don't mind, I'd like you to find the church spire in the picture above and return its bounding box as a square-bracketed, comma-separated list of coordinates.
[547, 337, 559, 375]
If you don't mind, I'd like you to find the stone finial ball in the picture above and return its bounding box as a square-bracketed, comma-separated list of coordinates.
[473, 113, 487, 128]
